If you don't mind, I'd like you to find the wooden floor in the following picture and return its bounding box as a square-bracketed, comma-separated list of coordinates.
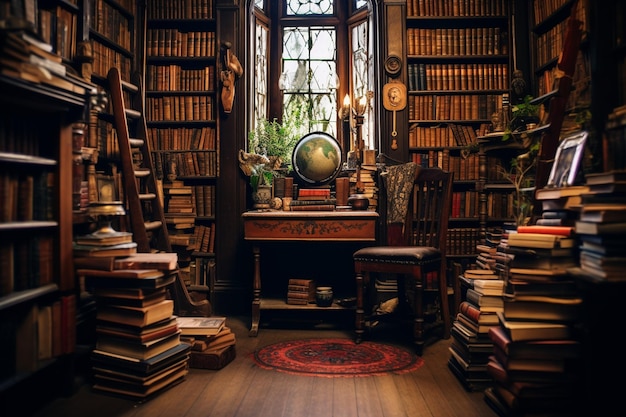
[28, 314, 497, 417]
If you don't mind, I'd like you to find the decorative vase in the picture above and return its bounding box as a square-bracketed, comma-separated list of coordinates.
[315, 287, 334, 307]
[252, 184, 272, 209]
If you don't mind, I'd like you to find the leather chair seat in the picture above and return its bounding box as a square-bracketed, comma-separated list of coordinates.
[353, 246, 441, 266]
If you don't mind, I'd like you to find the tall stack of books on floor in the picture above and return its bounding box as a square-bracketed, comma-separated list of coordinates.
[74, 245, 191, 400]
[574, 170, 626, 282]
[178, 316, 236, 369]
[448, 231, 505, 392]
[483, 224, 584, 417]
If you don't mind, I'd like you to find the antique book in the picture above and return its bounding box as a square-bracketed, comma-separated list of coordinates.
[496, 312, 572, 342]
[90, 342, 190, 376]
[114, 252, 178, 271]
[96, 316, 179, 343]
[575, 220, 626, 235]
[72, 242, 138, 258]
[77, 268, 164, 279]
[96, 299, 174, 328]
[85, 273, 175, 290]
[188, 343, 236, 370]
[74, 231, 133, 246]
[502, 295, 583, 322]
[96, 330, 182, 360]
[176, 316, 226, 336]
[506, 233, 575, 249]
[488, 325, 582, 360]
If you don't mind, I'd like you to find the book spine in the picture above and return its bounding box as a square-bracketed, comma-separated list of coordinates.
[290, 204, 336, 211]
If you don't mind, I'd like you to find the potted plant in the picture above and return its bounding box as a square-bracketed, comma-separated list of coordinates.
[510, 95, 540, 132]
[248, 100, 308, 170]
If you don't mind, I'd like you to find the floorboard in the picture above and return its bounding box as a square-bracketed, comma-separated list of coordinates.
[27, 315, 497, 417]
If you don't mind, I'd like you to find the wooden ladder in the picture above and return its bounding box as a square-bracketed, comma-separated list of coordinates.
[107, 67, 210, 317]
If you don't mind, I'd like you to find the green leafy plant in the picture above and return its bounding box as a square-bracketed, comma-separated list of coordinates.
[496, 140, 540, 226]
[248, 100, 308, 169]
[511, 95, 540, 118]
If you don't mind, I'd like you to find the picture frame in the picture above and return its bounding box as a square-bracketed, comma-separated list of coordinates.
[546, 130, 588, 188]
[96, 174, 118, 202]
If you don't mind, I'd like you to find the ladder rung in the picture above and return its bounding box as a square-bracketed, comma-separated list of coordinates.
[120, 79, 139, 93]
[125, 108, 141, 119]
[129, 138, 144, 147]
[139, 193, 157, 200]
[135, 168, 151, 177]
[144, 221, 163, 231]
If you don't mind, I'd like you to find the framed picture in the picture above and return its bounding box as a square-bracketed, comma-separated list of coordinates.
[546, 130, 588, 188]
[96, 175, 118, 202]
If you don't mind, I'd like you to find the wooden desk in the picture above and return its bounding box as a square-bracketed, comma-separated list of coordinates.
[242, 210, 379, 336]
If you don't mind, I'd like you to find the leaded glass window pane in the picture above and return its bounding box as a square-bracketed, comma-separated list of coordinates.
[254, 23, 269, 123]
[281, 26, 338, 138]
[286, 0, 333, 16]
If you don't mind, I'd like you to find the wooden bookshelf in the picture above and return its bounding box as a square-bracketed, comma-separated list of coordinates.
[0, 70, 90, 407]
[406, 0, 510, 262]
[145, 1, 218, 303]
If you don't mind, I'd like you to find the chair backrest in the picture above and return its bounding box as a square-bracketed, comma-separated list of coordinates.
[406, 167, 454, 254]
[384, 167, 453, 254]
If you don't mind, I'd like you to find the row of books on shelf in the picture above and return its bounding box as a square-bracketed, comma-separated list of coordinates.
[148, 126, 217, 151]
[146, 0, 214, 19]
[406, 0, 507, 17]
[146, 95, 214, 122]
[0, 235, 54, 296]
[146, 64, 215, 92]
[91, 0, 131, 51]
[407, 63, 509, 92]
[408, 94, 503, 121]
[90, 40, 132, 79]
[411, 150, 480, 182]
[0, 170, 54, 222]
[409, 122, 487, 148]
[146, 29, 216, 58]
[189, 224, 216, 254]
[0, 294, 76, 379]
[446, 227, 481, 257]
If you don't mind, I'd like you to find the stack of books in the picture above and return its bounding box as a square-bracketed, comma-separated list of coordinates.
[574, 171, 626, 282]
[290, 187, 336, 211]
[286, 278, 315, 305]
[177, 317, 236, 369]
[484, 224, 583, 416]
[448, 258, 504, 392]
[79, 252, 191, 400]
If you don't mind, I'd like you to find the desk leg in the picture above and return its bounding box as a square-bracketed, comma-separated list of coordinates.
[249, 244, 261, 336]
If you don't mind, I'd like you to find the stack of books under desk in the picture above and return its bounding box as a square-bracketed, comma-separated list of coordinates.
[76, 252, 191, 400]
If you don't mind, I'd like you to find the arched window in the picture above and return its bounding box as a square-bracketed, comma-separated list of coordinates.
[247, 0, 375, 168]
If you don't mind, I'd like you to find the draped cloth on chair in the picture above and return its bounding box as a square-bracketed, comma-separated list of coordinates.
[381, 162, 420, 224]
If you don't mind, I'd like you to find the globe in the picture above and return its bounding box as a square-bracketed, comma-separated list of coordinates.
[292, 132, 342, 186]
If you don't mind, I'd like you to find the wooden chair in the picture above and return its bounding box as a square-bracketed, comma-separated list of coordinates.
[353, 166, 454, 355]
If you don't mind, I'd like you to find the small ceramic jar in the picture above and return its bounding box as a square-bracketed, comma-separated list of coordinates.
[315, 286, 333, 307]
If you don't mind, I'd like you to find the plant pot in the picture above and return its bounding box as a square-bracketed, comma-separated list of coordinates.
[252, 185, 272, 209]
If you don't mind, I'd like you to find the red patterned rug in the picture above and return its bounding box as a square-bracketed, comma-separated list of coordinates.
[251, 338, 424, 377]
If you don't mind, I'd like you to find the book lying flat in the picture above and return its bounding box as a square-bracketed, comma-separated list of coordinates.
[497, 312, 571, 342]
[85, 273, 175, 290]
[91, 342, 191, 375]
[72, 242, 138, 258]
[97, 299, 174, 327]
[96, 331, 182, 360]
[176, 316, 226, 336]
[77, 268, 164, 279]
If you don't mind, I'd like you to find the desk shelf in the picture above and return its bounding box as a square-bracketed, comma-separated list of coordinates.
[260, 297, 352, 311]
